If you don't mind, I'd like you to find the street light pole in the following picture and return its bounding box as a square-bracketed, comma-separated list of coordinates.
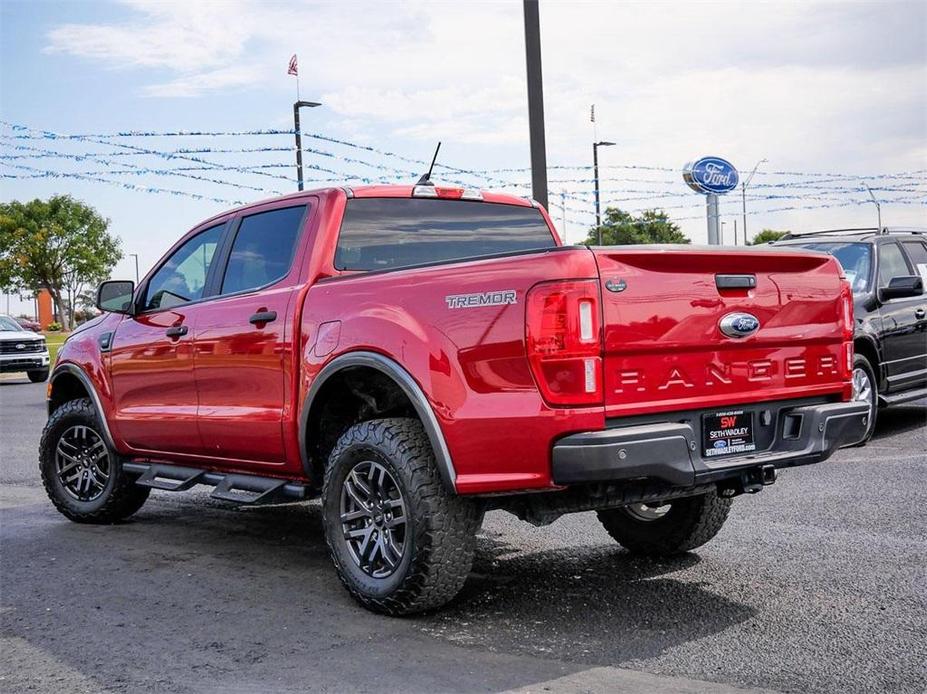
[129, 253, 139, 283]
[741, 158, 768, 244]
[523, 0, 549, 210]
[593, 141, 615, 245]
[293, 100, 322, 191]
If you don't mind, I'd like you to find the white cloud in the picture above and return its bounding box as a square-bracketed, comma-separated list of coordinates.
[142, 65, 266, 98]
[45, 0, 252, 73]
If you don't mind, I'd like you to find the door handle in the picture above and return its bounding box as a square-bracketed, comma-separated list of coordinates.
[715, 274, 756, 290]
[916, 308, 926, 320]
[165, 325, 188, 339]
[249, 310, 277, 325]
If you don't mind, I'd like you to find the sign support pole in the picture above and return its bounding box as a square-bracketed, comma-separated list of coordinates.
[706, 193, 720, 245]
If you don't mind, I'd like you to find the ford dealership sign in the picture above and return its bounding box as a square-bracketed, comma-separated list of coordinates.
[683, 157, 740, 195]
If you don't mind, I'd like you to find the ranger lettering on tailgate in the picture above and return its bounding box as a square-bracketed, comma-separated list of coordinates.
[614, 355, 843, 394]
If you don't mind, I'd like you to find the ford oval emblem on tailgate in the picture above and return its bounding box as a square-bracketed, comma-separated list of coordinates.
[719, 312, 760, 338]
[604, 277, 627, 293]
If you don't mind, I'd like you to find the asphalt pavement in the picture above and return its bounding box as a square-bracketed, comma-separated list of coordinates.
[1, 374, 925, 693]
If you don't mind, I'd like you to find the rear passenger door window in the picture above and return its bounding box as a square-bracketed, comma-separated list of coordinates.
[220, 205, 307, 295]
[878, 243, 912, 288]
[901, 241, 927, 285]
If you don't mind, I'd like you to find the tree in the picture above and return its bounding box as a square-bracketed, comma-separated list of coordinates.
[583, 207, 690, 245]
[749, 229, 789, 245]
[0, 195, 121, 330]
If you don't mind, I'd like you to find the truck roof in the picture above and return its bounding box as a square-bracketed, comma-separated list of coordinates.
[347, 185, 535, 207]
[775, 227, 926, 243]
[199, 184, 536, 228]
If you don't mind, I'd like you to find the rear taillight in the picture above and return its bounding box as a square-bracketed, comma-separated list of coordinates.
[840, 281, 854, 341]
[526, 279, 603, 406]
[840, 280, 854, 380]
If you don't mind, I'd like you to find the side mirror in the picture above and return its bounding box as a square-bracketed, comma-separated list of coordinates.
[96, 280, 136, 315]
[879, 275, 924, 301]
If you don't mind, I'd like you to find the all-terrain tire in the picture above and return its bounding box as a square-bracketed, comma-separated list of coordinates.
[39, 398, 150, 523]
[597, 490, 732, 556]
[322, 417, 482, 615]
[27, 368, 50, 383]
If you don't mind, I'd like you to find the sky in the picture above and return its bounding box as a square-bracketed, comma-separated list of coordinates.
[1, 0, 925, 315]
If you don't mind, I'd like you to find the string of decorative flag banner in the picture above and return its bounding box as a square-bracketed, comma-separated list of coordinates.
[1, 120, 923, 236]
[3, 122, 925, 182]
[4, 121, 924, 192]
[7, 121, 921, 190]
[0, 159, 243, 205]
[4, 125, 922, 203]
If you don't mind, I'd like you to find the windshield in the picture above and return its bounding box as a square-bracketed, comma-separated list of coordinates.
[0, 315, 23, 331]
[792, 242, 872, 293]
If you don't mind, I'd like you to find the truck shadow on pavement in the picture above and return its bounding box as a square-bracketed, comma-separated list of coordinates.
[422, 530, 755, 665]
[227, 500, 755, 670]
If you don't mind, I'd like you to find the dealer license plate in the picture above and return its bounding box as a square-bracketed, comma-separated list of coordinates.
[702, 410, 756, 458]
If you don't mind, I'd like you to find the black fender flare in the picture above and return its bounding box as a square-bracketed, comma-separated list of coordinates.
[48, 363, 118, 451]
[852, 333, 883, 387]
[298, 351, 457, 493]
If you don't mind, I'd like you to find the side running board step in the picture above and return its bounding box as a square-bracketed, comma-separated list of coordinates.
[131, 464, 205, 491]
[123, 462, 311, 506]
[879, 386, 927, 406]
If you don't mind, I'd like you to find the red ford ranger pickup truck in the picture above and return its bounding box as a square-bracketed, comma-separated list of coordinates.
[41, 183, 869, 614]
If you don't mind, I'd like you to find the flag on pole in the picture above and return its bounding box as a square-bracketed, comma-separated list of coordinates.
[288, 54, 298, 76]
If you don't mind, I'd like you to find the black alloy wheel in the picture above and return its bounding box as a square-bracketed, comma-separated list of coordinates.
[340, 459, 408, 579]
[55, 424, 111, 502]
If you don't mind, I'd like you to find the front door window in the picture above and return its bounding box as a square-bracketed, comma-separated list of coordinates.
[144, 224, 224, 311]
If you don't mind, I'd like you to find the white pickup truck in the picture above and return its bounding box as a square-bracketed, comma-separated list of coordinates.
[0, 314, 50, 382]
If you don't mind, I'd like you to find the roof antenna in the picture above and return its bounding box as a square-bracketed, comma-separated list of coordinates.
[416, 142, 441, 186]
[863, 182, 883, 232]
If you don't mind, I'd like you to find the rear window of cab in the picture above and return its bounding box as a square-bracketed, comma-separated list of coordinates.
[334, 198, 556, 271]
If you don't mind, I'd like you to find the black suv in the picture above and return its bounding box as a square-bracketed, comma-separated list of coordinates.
[773, 228, 926, 441]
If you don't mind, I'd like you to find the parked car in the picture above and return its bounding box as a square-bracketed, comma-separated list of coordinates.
[0, 313, 50, 381]
[772, 228, 927, 441]
[42, 184, 868, 614]
[15, 316, 41, 332]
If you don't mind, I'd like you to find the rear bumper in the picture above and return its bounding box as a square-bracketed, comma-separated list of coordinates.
[551, 400, 870, 487]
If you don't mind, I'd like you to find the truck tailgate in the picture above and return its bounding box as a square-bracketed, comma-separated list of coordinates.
[592, 247, 852, 417]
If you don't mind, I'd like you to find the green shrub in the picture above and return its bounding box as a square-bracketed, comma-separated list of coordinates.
[47, 321, 62, 332]
[749, 229, 788, 245]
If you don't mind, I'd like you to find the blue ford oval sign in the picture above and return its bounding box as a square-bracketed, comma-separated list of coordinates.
[719, 312, 760, 338]
[683, 157, 740, 195]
